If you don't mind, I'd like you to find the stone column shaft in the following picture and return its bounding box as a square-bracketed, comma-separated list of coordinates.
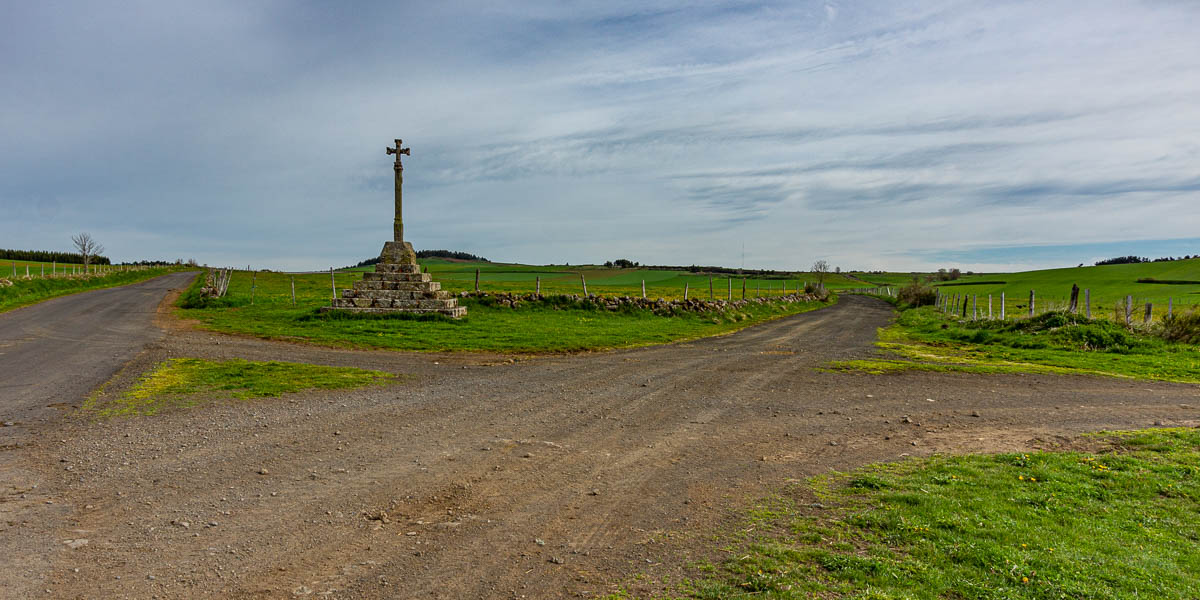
[393, 161, 404, 243]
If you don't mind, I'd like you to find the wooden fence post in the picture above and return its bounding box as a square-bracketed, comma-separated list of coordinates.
[756, 281, 760, 297]
[1001, 292, 1006, 320]
[962, 295, 968, 318]
[1125, 295, 1132, 327]
[52, 261, 56, 276]
[1168, 297, 1173, 318]
[1069, 284, 1079, 313]
[709, 277, 713, 300]
[290, 276, 296, 307]
[581, 273, 588, 296]
[475, 269, 480, 293]
[1085, 289, 1091, 319]
[741, 278, 746, 299]
[1144, 303, 1153, 324]
[251, 271, 257, 305]
[684, 282, 689, 300]
[988, 294, 993, 319]
[727, 278, 732, 301]
[1029, 290, 1035, 317]
[536, 276, 541, 295]
[329, 268, 335, 306]
[641, 279, 646, 299]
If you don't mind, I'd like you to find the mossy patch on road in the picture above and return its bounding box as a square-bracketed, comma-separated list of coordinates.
[654, 428, 1200, 599]
[84, 358, 397, 416]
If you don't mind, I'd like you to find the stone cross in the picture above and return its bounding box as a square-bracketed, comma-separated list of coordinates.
[386, 138, 411, 242]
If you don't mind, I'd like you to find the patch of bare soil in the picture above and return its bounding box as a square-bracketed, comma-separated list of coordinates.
[6, 295, 1200, 599]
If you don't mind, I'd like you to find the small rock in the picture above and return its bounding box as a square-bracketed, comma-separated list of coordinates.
[587, 489, 599, 496]
[1154, 420, 1165, 426]
[63, 539, 88, 549]
[829, 441, 838, 446]
[258, 468, 269, 475]
[901, 416, 913, 424]
[208, 521, 219, 527]
[535, 538, 545, 546]
[971, 411, 981, 417]
[549, 556, 564, 565]
[911, 441, 919, 446]
[522, 453, 533, 459]
[147, 575, 155, 581]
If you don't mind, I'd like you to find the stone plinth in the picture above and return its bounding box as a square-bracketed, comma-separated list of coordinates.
[323, 241, 466, 318]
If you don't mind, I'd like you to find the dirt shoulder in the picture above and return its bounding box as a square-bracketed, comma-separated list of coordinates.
[5, 295, 1199, 599]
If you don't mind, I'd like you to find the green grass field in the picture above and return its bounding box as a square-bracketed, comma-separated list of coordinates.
[177, 268, 833, 352]
[415, 258, 863, 298]
[1, 258, 109, 277]
[0, 266, 181, 314]
[830, 306, 1200, 383]
[651, 428, 1200, 599]
[852, 259, 1200, 320]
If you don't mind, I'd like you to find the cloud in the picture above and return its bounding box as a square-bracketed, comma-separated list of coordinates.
[1, 1, 1198, 271]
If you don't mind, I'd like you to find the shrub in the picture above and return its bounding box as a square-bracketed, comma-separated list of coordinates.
[897, 279, 936, 307]
[1158, 309, 1200, 344]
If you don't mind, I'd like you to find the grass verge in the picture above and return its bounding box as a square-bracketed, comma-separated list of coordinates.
[177, 270, 834, 352]
[82, 358, 397, 416]
[657, 428, 1200, 599]
[829, 306, 1200, 384]
[0, 267, 181, 314]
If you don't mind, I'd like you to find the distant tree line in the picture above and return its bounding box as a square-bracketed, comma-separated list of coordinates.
[418, 249, 489, 262]
[934, 268, 962, 281]
[1095, 255, 1196, 266]
[607, 260, 793, 278]
[0, 248, 110, 265]
[352, 249, 490, 268]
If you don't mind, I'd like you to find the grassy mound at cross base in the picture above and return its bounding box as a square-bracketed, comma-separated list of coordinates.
[83, 358, 397, 416]
[177, 270, 834, 352]
[660, 428, 1200, 599]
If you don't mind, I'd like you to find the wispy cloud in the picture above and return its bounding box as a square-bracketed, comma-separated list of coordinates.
[1, 1, 1198, 271]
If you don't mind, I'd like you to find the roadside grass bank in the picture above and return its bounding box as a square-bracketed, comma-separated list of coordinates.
[177, 269, 835, 352]
[82, 358, 397, 417]
[0, 266, 181, 314]
[831, 304, 1200, 384]
[642, 428, 1200, 599]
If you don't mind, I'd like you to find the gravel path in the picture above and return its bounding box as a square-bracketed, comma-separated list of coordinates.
[2, 290, 1197, 599]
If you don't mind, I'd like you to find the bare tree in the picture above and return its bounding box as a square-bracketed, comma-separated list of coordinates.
[811, 259, 829, 285]
[71, 233, 104, 273]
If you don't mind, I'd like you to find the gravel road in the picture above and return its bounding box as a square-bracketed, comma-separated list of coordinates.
[2, 289, 1197, 599]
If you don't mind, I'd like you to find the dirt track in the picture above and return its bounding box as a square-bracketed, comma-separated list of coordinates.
[3, 291, 1199, 599]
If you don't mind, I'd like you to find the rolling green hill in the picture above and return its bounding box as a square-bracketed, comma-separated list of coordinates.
[853, 259, 1200, 317]
[413, 258, 863, 299]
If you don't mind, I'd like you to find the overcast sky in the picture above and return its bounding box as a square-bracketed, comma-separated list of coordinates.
[3, 1, 1199, 272]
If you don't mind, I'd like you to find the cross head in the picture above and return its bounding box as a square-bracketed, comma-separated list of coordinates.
[386, 139, 411, 163]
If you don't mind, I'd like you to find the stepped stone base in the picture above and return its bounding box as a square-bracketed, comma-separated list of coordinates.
[321, 241, 466, 318]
